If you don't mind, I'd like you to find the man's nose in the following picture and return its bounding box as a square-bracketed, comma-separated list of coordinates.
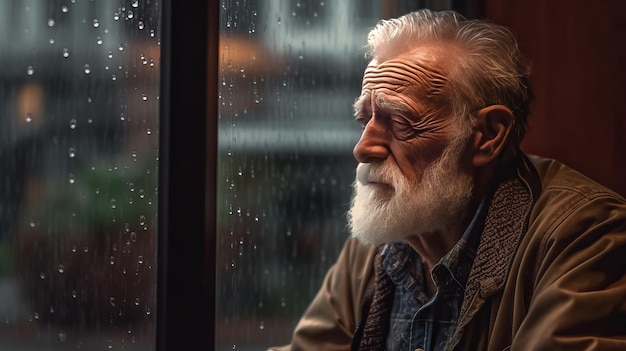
[353, 118, 390, 163]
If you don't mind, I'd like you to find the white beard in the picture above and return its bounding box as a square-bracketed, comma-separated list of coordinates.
[348, 138, 474, 246]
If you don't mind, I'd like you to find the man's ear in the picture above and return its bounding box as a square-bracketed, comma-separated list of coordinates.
[472, 105, 514, 167]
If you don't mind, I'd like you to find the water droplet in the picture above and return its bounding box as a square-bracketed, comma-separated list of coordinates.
[130, 232, 137, 242]
[26, 66, 34, 75]
[71, 290, 77, 298]
[111, 198, 117, 209]
[57, 264, 65, 274]
[134, 298, 140, 306]
[138, 189, 145, 198]
[84, 64, 91, 74]
[141, 93, 147, 101]
[25, 113, 33, 123]
[96, 36, 103, 45]
[138, 21, 144, 30]
[131, 0, 139, 8]
[109, 256, 115, 265]
[93, 19, 99, 28]
[62, 48, 70, 58]
[259, 321, 265, 330]
[61, 5, 68, 13]
[68, 147, 76, 158]
[127, 10, 134, 19]
[49, 38, 55, 44]
[118, 44, 125, 51]
[39, 272, 46, 280]
[146, 129, 151, 135]
[68, 173, 75, 184]
[109, 297, 116, 306]
[145, 308, 151, 315]
[29, 219, 36, 228]
[57, 331, 66, 342]
[33, 312, 40, 320]
[69, 119, 77, 129]
[48, 18, 55, 27]
[137, 256, 144, 264]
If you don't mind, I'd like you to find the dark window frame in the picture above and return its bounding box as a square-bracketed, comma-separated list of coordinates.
[157, 1, 217, 350]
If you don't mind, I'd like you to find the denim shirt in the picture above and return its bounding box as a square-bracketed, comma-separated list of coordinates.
[382, 198, 487, 351]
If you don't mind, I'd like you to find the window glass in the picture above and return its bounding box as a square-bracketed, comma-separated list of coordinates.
[217, 1, 427, 349]
[0, 0, 160, 349]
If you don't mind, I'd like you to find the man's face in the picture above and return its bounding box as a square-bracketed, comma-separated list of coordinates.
[348, 46, 475, 245]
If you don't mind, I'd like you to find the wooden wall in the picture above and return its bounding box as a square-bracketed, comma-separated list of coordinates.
[485, 0, 626, 196]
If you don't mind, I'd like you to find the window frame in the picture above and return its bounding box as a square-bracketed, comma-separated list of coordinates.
[157, 1, 217, 350]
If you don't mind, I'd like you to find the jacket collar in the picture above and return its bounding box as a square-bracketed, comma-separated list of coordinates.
[452, 153, 541, 343]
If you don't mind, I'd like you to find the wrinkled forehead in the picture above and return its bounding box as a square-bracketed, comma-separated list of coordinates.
[359, 47, 451, 103]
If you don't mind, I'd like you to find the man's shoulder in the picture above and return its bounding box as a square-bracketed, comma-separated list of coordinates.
[526, 154, 626, 235]
[528, 154, 625, 203]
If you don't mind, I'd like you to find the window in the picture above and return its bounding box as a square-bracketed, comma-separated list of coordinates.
[0, 0, 160, 349]
[1, 1, 480, 350]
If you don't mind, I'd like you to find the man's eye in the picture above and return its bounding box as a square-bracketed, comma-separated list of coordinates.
[391, 117, 418, 140]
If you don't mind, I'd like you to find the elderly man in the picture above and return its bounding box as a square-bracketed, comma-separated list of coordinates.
[271, 9, 626, 351]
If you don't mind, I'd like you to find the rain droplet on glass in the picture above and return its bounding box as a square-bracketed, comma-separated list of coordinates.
[57, 331, 67, 342]
[131, 0, 139, 8]
[84, 64, 91, 74]
[138, 21, 144, 30]
[57, 264, 65, 273]
[26, 66, 34, 75]
[96, 36, 103, 45]
[68, 147, 76, 158]
[137, 256, 144, 264]
[68, 173, 75, 184]
[48, 18, 55, 27]
[62, 48, 70, 58]
[25, 113, 33, 123]
[93, 19, 99, 28]
[69, 118, 77, 129]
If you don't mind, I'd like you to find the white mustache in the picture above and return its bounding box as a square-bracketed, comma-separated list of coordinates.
[356, 163, 391, 185]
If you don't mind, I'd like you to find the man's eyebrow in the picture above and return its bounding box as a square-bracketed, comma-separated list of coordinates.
[353, 96, 368, 117]
[375, 96, 410, 115]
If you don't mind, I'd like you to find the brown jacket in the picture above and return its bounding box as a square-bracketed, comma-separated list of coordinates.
[271, 155, 626, 350]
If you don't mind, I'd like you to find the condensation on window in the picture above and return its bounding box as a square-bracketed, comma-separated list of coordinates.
[0, 0, 159, 349]
[217, 1, 387, 349]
